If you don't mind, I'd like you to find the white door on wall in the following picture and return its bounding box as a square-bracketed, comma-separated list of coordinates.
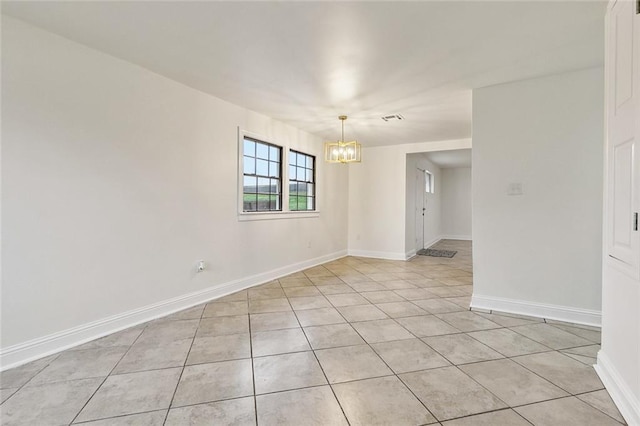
[606, 0, 640, 278]
[416, 168, 426, 251]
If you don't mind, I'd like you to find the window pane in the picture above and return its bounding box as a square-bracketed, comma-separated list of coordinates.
[289, 165, 296, 180]
[297, 167, 305, 181]
[307, 197, 314, 210]
[297, 154, 306, 167]
[269, 161, 280, 177]
[308, 183, 315, 197]
[256, 159, 268, 176]
[243, 193, 257, 211]
[306, 169, 313, 182]
[243, 156, 255, 175]
[270, 178, 280, 194]
[270, 146, 280, 162]
[290, 151, 298, 166]
[256, 143, 269, 160]
[306, 156, 314, 169]
[243, 176, 257, 193]
[298, 182, 307, 195]
[244, 139, 255, 157]
[289, 183, 297, 196]
[258, 177, 270, 193]
[257, 195, 270, 211]
[289, 195, 297, 210]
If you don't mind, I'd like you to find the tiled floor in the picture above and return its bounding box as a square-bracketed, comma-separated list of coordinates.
[0, 240, 627, 425]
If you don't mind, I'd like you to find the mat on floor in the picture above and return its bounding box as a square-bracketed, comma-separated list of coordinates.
[417, 248, 457, 258]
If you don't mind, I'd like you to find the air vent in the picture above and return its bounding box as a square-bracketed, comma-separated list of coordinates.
[381, 114, 404, 122]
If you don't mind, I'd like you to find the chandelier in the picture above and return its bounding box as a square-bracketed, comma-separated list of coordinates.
[324, 115, 362, 163]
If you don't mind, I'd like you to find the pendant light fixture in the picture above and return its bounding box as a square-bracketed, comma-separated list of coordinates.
[324, 115, 362, 163]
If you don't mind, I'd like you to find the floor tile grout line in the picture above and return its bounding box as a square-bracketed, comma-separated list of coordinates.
[161, 304, 205, 425]
[284, 293, 352, 426]
[69, 324, 147, 425]
[246, 292, 259, 426]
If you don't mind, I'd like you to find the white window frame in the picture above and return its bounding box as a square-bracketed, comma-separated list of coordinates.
[425, 170, 434, 193]
[238, 128, 320, 221]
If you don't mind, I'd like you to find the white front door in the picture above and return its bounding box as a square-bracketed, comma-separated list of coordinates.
[416, 168, 426, 251]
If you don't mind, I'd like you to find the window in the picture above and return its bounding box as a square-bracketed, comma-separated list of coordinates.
[243, 137, 282, 212]
[289, 150, 316, 211]
[425, 170, 434, 193]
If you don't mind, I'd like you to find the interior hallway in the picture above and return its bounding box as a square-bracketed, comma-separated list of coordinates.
[0, 241, 624, 425]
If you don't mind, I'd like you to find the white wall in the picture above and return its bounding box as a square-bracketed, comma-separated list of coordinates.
[471, 67, 604, 325]
[1, 17, 349, 364]
[406, 154, 442, 253]
[347, 139, 471, 260]
[440, 167, 472, 239]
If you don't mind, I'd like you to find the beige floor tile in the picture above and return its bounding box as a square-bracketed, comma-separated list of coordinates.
[400, 366, 507, 421]
[0, 388, 18, 404]
[215, 290, 248, 302]
[551, 323, 602, 343]
[317, 284, 356, 295]
[173, 360, 253, 406]
[412, 298, 465, 314]
[136, 319, 199, 344]
[378, 280, 417, 290]
[77, 410, 167, 425]
[366, 273, 400, 282]
[374, 302, 428, 318]
[250, 311, 299, 331]
[515, 396, 623, 426]
[1, 378, 102, 426]
[278, 277, 314, 287]
[512, 351, 603, 394]
[475, 312, 541, 327]
[187, 334, 251, 364]
[445, 296, 471, 308]
[393, 288, 439, 300]
[510, 323, 592, 349]
[196, 315, 249, 337]
[29, 346, 129, 385]
[70, 326, 144, 351]
[422, 333, 503, 365]
[577, 389, 626, 424]
[248, 298, 291, 314]
[436, 311, 501, 332]
[395, 315, 460, 337]
[303, 324, 365, 349]
[441, 409, 530, 425]
[361, 290, 406, 303]
[288, 295, 332, 310]
[371, 338, 450, 373]
[309, 276, 345, 285]
[333, 376, 437, 425]
[256, 386, 347, 426]
[248, 288, 286, 300]
[315, 345, 393, 383]
[467, 328, 551, 357]
[460, 359, 568, 406]
[351, 319, 415, 343]
[347, 281, 387, 292]
[76, 368, 182, 422]
[337, 305, 389, 322]
[0, 355, 59, 389]
[251, 328, 310, 357]
[158, 305, 205, 321]
[114, 338, 192, 373]
[303, 266, 335, 277]
[203, 301, 249, 317]
[295, 307, 346, 326]
[165, 397, 255, 426]
[282, 286, 321, 297]
[253, 351, 326, 394]
[325, 293, 369, 307]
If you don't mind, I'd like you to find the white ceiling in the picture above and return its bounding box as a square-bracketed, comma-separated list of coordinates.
[2, 1, 606, 147]
[425, 149, 472, 169]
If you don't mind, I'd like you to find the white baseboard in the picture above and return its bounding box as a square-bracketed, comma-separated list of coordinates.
[471, 294, 602, 327]
[0, 250, 347, 371]
[347, 249, 407, 261]
[595, 351, 640, 426]
[423, 237, 442, 249]
[405, 249, 417, 260]
[440, 234, 472, 241]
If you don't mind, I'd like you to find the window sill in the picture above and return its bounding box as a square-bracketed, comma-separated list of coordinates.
[238, 211, 320, 221]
